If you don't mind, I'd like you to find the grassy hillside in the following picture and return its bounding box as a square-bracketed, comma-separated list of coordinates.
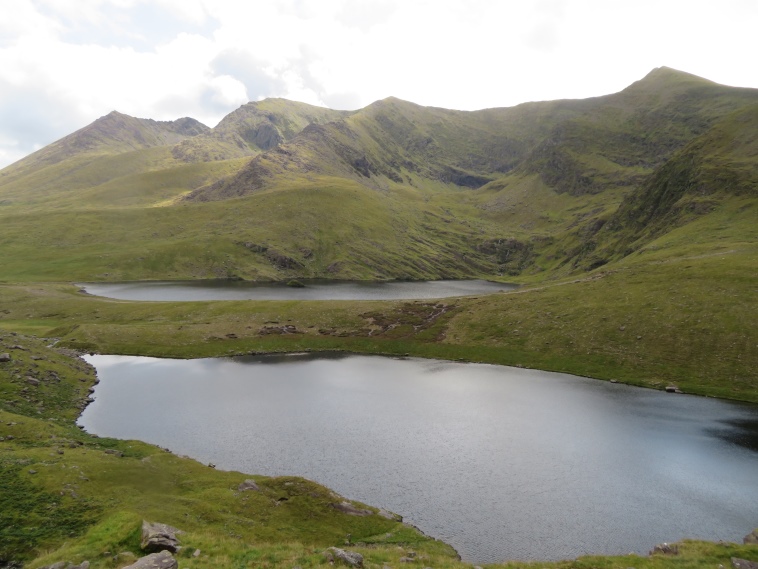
[0, 100, 349, 211]
[577, 104, 758, 266]
[1, 68, 755, 283]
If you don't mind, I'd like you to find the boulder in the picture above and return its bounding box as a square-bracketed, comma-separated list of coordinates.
[124, 551, 178, 569]
[744, 529, 758, 544]
[325, 547, 363, 567]
[238, 479, 260, 491]
[140, 521, 182, 553]
[732, 559, 758, 569]
[650, 543, 678, 555]
[0, 353, 10, 362]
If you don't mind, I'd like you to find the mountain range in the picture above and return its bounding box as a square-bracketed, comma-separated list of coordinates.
[0, 66, 756, 282]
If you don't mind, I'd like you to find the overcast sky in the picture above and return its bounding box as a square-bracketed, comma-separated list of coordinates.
[1, 0, 756, 168]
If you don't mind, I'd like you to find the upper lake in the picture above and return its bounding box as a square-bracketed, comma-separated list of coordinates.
[77, 279, 517, 301]
[78, 353, 758, 563]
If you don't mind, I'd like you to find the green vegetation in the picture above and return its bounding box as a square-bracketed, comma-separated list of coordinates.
[1, 66, 757, 567]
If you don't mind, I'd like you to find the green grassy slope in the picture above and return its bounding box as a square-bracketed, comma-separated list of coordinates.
[1, 112, 208, 179]
[0, 100, 350, 210]
[190, 68, 758, 202]
[0, 178, 509, 281]
[515, 102, 758, 277]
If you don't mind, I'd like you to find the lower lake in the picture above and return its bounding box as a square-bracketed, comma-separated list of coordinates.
[77, 279, 517, 301]
[79, 353, 758, 563]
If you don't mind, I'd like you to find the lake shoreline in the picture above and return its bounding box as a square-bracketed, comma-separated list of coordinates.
[79, 352, 758, 563]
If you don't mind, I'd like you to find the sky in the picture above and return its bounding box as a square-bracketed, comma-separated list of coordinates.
[1, 0, 756, 168]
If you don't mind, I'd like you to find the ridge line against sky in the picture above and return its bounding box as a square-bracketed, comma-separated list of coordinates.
[1, 0, 756, 169]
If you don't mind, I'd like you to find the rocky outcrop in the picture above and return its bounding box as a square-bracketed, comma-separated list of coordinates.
[140, 521, 182, 554]
[332, 501, 372, 516]
[324, 547, 363, 567]
[265, 249, 303, 271]
[124, 551, 178, 569]
[0, 353, 10, 362]
[732, 558, 758, 569]
[238, 479, 260, 491]
[744, 528, 758, 544]
[650, 542, 679, 555]
[259, 324, 301, 335]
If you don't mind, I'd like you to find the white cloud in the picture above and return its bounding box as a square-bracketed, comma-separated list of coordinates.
[0, 0, 756, 168]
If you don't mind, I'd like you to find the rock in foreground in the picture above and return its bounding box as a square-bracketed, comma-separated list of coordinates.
[141, 520, 182, 553]
[325, 547, 364, 567]
[124, 551, 178, 569]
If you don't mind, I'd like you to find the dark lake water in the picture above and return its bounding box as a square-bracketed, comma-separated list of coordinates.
[78, 279, 517, 301]
[79, 353, 758, 563]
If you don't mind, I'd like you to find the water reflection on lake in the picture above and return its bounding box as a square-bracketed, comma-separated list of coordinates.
[79, 353, 758, 563]
[78, 279, 517, 301]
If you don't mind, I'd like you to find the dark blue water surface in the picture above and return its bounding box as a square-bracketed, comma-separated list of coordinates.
[79, 353, 758, 563]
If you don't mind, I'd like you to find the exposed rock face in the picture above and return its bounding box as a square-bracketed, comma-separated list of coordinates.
[744, 528, 758, 544]
[238, 479, 260, 491]
[140, 521, 182, 553]
[243, 121, 283, 150]
[332, 501, 372, 516]
[324, 547, 364, 567]
[732, 558, 758, 569]
[124, 551, 178, 569]
[265, 249, 303, 270]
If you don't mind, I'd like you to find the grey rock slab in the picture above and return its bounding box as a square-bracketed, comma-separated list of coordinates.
[325, 547, 364, 567]
[237, 479, 260, 491]
[332, 501, 372, 516]
[140, 520, 182, 553]
[123, 551, 178, 569]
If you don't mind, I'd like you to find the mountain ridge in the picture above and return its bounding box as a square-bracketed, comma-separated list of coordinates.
[0, 66, 756, 282]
